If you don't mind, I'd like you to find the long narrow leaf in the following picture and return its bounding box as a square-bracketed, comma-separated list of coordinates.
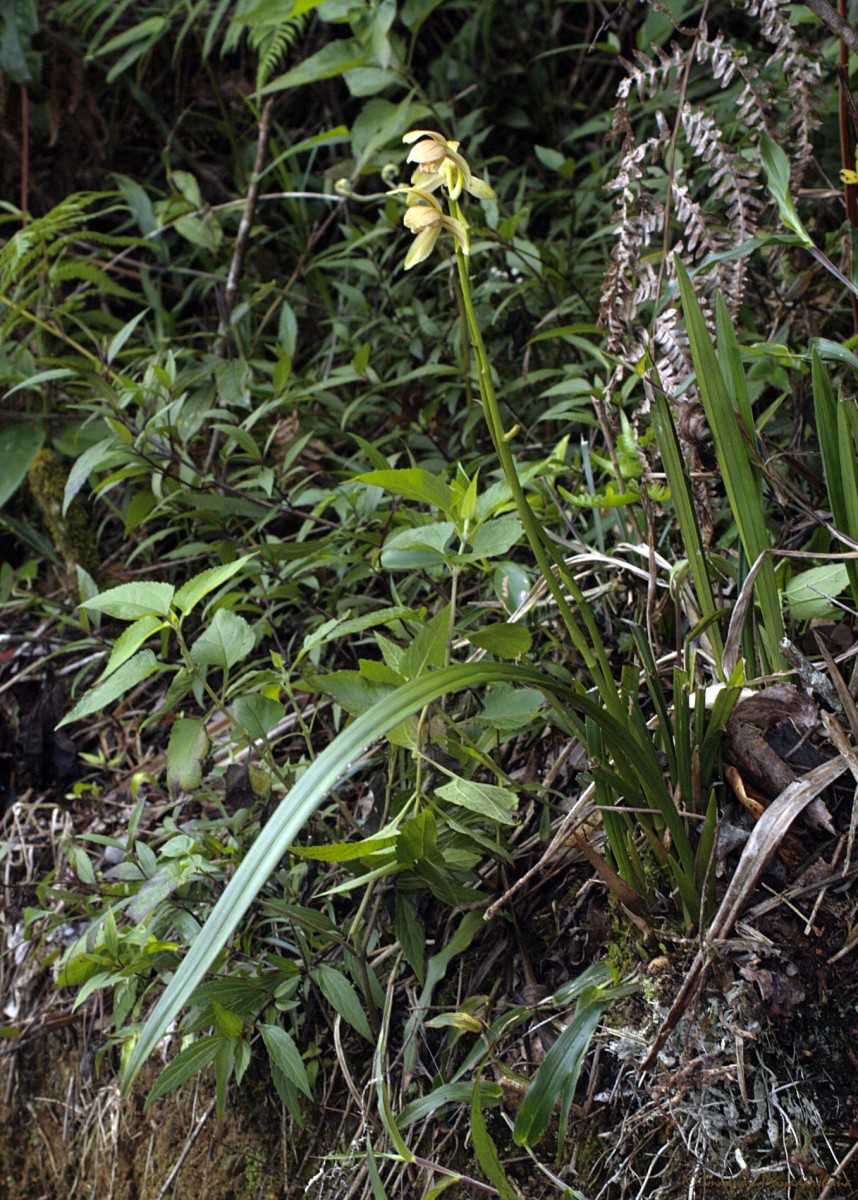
[812, 349, 858, 608]
[675, 260, 784, 670]
[649, 371, 725, 671]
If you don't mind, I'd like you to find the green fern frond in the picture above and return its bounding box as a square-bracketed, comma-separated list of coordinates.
[252, 14, 307, 92]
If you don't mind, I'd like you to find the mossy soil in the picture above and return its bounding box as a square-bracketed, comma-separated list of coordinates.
[0, 1035, 290, 1200]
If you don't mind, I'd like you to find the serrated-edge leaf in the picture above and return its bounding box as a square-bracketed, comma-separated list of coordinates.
[211, 998, 243, 1040]
[190, 609, 255, 670]
[172, 554, 255, 615]
[355, 467, 453, 514]
[57, 651, 161, 728]
[102, 615, 166, 680]
[260, 1023, 312, 1098]
[81, 581, 175, 620]
[310, 964, 373, 1042]
[144, 1034, 223, 1111]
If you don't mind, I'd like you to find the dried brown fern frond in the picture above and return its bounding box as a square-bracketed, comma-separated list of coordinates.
[745, 0, 822, 184]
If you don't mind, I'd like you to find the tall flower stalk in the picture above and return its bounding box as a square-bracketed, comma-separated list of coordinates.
[392, 131, 619, 710]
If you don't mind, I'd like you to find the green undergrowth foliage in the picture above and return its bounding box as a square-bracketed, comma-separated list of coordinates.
[3, 0, 858, 1193]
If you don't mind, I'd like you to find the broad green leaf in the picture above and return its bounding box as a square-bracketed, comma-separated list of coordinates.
[310, 964, 373, 1042]
[434, 777, 518, 824]
[760, 134, 812, 247]
[399, 605, 449, 679]
[231, 694, 285, 739]
[214, 1038, 234, 1119]
[191, 609, 255, 669]
[167, 718, 210, 797]
[467, 623, 531, 658]
[351, 95, 426, 170]
[784, 563, 849, 619]
[81, 581, 175, 620]
[493, 561, 531, 613]
[469, 516, 523, 559]
[355, 468, 454, 514]
[380, 521, 455, 570]
[395, 893, 425, 986]
[172, 557, 255, 615]
[57, 651, 160, 728]
[316, 669, 396, 716]
[211, 998, 243, 1039]
[0, 421, 45, 508]
[174, 215, 218, 252]
[144, 1035, 223, 1111]
[479, 684, 544, 729]
[401, 0, 444, 31]
[397, 808, 439, 866]
[234, 1039, 251, 1088]
[260, 1023, 312, 1098]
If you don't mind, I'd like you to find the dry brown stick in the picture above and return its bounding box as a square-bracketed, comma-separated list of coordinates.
[216, 96, 276, 345]
[804, 0, 858, 55]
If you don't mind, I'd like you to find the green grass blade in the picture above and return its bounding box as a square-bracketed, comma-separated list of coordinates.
[812, 348, 858, 607]
[675, 260, 784, 670]
[649, 387, 725, 670]
[470, 1074, 516, 1199]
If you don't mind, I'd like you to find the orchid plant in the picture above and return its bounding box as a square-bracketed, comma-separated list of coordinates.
[386, 133, 722, 934]
[389, 131, 617, 701]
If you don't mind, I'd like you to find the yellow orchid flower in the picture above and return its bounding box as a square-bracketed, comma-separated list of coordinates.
[403, 129, 495, 202]
[391, 185, 469, 269]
